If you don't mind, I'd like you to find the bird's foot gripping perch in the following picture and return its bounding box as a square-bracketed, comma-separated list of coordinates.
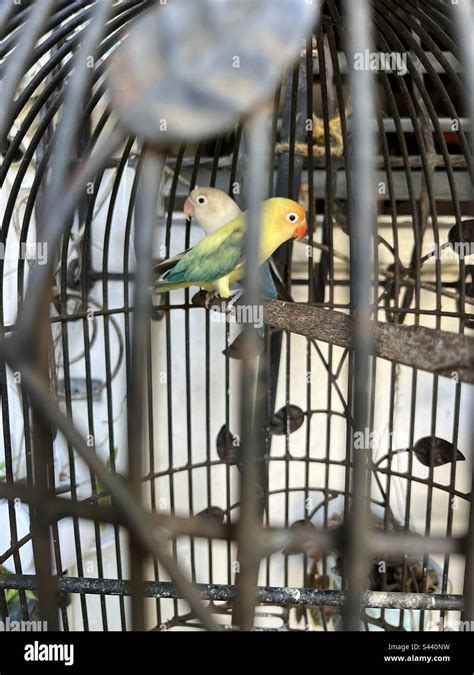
[203, 291, 218, 310]
[202, 288, 243, 313]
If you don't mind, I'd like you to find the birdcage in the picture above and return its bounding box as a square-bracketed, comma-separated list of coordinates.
[0, 0, 473, 635]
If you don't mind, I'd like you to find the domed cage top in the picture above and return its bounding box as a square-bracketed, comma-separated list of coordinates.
[0, 0, 473, 632]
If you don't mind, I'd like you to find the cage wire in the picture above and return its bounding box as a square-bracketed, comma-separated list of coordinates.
[0, 0, 473, 633]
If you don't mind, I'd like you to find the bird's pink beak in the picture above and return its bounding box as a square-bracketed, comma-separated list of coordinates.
[184, 197, 194, 219]
[294, 218, 308, 240]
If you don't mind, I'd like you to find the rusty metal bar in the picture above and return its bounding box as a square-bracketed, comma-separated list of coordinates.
[0, 575, 464, 613]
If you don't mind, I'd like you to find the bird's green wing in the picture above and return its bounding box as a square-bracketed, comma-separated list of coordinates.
[153, 249, 190, 277]
[159, 223, 245, 286]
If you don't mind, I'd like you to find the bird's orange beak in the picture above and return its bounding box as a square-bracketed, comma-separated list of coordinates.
[184, 197, 194, 219]
[294, 218, 307, 240]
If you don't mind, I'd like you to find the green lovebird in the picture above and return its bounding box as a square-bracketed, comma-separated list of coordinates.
[152, 197, 307, 299]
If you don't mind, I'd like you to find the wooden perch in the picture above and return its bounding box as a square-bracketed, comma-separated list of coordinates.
[200, 293, 474, 384]
[261, 300, 474, 385]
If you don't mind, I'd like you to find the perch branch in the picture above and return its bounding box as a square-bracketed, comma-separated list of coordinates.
[204, 296, 474, 384]
[262, 300, 474, 384]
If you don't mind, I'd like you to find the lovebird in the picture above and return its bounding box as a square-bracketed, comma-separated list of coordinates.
[184, 187, 241, 234]
[154, 187, 241, 277]
[155, 187, 293, 300]
[153, 197, 307, 299]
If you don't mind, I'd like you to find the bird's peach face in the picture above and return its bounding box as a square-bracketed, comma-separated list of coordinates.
[294, 218, 307, 240]
[184, 196, 196, 219]
[183, 189, 242, 233]
[285, 207, 307, 240]
[183, 191, 216, 221]
[184, 192, 209, 218]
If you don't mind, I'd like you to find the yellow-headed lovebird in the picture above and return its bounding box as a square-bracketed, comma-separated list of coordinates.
[155, 187, 294, 301]
[153, 197, 307, 299]
[185, 188, 293, 301]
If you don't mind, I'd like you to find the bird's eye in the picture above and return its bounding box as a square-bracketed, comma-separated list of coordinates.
[286, 212, 298, 223]
[196, 195, 207, 205]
